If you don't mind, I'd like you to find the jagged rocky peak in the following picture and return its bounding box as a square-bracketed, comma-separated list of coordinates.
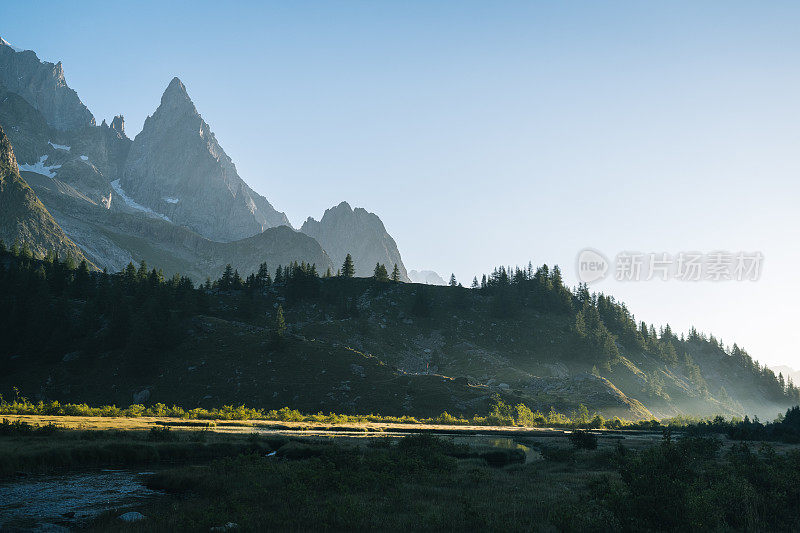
[120, 76, 290, 241]
[110, 115, 125, 136]
[301, 201, 409, 280]
[0, 37, 94, 131]
[161, 77, 192, 105]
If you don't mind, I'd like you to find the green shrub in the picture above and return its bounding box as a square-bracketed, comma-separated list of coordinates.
[147, 426, 178, 442]
[568, 430, 598, 450]
[539, 446, 575, 462]
[0, 418, 60, 436]
[480, 448, 526, 467]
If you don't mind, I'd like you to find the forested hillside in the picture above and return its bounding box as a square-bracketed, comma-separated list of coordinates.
[0, 246, 795, 420]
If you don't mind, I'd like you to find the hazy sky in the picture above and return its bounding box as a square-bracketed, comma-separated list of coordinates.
[2, 1, 799, 369]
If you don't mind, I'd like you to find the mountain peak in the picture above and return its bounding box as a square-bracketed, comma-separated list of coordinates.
[301, 201, 408, 280]
[0, 40, 94, 130]
[160, 77, 193, 109]
[110, 115, 125, 135]
[121, 76, 290, 241]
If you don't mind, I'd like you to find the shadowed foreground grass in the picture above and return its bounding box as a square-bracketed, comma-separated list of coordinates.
[89, 433, 800, 532]
[4, 419, 800, 531]
[92, 434, 616, 532]
[0, 421, 271, 478]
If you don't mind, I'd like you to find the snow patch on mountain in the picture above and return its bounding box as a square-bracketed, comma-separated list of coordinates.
[48, 141, 70, 151]
[0, 37, 22, 53]
[18, 155, 61, 178]
[111, 179, 171, 221]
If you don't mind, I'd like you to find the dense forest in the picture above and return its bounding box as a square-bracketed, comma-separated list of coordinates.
[473, 263, 799, 405]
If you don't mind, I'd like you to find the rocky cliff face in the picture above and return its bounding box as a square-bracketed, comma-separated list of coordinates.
[301, 201, 408, 280]
[0, 82, 127, 209]
[0, 124, 88, 262]
[121, 77, 290, 242]
[0, 38, 94, 131]
[0, 83, 51, 164]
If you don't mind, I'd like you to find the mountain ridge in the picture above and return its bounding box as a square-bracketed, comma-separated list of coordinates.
[0, 38, 94, 131]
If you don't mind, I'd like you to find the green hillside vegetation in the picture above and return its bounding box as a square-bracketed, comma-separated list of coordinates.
[0, 246, 795, 422]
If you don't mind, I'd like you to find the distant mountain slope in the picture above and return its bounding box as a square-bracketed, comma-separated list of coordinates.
[773, 366, 800, 386]
[409, 269, 447, 285]
[121, 78, 290, 241]
[0, 125, 88, 262]
[0, 38, 94, 130]
[301, 201, 408, 280]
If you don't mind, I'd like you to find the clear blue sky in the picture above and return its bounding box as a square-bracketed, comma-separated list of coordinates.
[2, 1, 799, 369]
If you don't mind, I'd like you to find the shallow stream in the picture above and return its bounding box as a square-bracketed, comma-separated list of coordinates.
[0, 469, 160, 531]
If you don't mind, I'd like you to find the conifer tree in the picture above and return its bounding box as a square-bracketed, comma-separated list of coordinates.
[471, 276, 479, 289]
[220, 264, 234, 290]
[20, 242, 33, 260]
[449, 273, 457, 287]
[272, 304, 286, 342]
[373, 263, 389, 281]
[256, 262, 270, 289]
[342, 254, 355, 278]
[391, 264, 401, 282]
[124, 262, 137, 285]
[137, 261, 149, 283]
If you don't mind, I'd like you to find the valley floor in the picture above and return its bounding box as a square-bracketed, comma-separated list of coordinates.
[0, 413, 644, 440]
[2, 415, 800, 531]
